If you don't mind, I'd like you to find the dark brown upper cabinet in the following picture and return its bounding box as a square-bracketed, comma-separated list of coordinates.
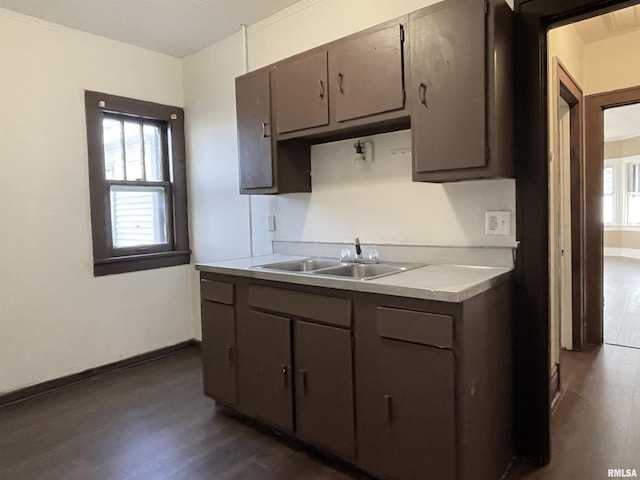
[236, 68, 311, 195]
[329, 23, 406, 123]
[410, 0, 513, 182]
[274, 51, 329, 134]
[235, 2, 513, 193]
[236, 69, 273, 190]
[249, 18, 410, 149]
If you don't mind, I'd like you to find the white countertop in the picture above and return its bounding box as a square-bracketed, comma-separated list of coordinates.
[195, 254, 512, 303]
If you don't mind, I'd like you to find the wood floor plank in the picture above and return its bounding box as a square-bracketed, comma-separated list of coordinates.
[508, 344, 640, 479]
[0, 348, 368, 480]
[605, 256, 640, 349]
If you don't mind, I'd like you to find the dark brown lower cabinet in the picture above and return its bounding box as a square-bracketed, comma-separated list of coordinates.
[200, 300, 237, 405]
[199, 273, 512, 480]
[294, 321, 355, 458]
[236, 310, 293, 432]
[359, 339, 455, 480]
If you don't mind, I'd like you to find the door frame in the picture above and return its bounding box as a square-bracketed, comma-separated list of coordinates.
[513, 0, 638, 465]
[584, 85, 640, 344]
[555, 60, 586, 351]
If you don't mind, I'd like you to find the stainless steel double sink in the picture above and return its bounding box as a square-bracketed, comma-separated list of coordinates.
[254, 258, 424, 280]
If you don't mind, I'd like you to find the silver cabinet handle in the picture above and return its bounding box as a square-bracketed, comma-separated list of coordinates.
[338, 73, 344, 94]
[261, 121, 270, 138]
[319, 80, 325, 99]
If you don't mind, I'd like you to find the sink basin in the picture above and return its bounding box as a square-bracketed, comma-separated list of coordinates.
[256, 258, 342, 272]
[310, 262, 422, 280]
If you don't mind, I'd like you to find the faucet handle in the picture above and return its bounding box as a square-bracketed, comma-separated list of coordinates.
[340, 248, 352, 262]
[368, 249, 379, 263]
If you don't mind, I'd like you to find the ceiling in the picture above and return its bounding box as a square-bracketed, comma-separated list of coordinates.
[571, 4, 640, 142]
[604, 103, 640, 142]
[574, 4, 640, 44]
[0, 0, 301, 57]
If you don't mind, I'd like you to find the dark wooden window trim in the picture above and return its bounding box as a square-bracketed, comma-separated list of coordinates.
[85, 91, 190, 276]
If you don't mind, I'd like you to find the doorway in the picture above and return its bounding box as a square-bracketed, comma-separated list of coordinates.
[548, 58, 585, 401]
[514, 0, 640, 465]
[586, 90, 640, 347]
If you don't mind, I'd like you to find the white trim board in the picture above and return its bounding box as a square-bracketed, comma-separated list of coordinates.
[604, 247, 640, 259]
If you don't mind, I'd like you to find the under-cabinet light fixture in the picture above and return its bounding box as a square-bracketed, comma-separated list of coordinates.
[354, 140, 373, 164]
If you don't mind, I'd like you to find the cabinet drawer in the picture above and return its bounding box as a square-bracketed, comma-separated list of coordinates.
[376, 307, 453, 348]
[248, 285, 351, 328]
[201, 279, 234, 305]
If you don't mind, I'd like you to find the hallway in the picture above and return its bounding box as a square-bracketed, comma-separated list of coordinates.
[510, 255, 640, 479]
[508, 344, 640, 479]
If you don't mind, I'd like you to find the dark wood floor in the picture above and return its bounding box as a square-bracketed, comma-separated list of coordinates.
[508, 257, 640, 478]
[507, 344, 640, 479]
[4, 342, 640, 480]
[0, 348, 368, 480]
[605, 256, 640, 349]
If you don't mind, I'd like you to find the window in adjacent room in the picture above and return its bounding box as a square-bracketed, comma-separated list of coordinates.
[603, 165, 614, 224]
[627, 162, 640, 224]
[85, 91, 190, 276]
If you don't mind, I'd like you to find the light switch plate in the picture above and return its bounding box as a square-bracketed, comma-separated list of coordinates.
[485, 211, 511, 236]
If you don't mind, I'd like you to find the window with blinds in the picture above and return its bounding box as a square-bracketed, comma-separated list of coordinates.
[102, 116, 170, 249]
[85, 91, 190, 276]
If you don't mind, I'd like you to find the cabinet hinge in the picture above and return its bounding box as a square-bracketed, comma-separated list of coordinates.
[400, 24, 405, 44]
[484, 1, 489, 15]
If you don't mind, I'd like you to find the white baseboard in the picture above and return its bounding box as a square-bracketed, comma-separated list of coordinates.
[604, 247, 640, 259]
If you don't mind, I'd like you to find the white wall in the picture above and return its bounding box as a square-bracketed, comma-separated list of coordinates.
[182, 32, 252, 338]
[0, 9, 193, 394]
[270, 131, 515, 247]
[584, 29, 640, 95]
[183, 32, 250, 265]
[548, 26, 585, 88]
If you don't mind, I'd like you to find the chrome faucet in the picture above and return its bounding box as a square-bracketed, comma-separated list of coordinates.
[350, 238, 378, 264]
[355, 237, 363, 260]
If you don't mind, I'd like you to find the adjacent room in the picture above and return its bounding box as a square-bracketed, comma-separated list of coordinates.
[1, 0, 639, 479]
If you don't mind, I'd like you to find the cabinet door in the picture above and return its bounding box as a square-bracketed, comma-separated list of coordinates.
[236, 69, 274, 190]
[294, 321, 355, 458]
[201, 301, 237, 405]
[236, 310, 293, 432]
[330, 24, 405, 123]
[411, 0, 486, 174]
[359, 339, 456, 480]
[275, 51, 329, 134]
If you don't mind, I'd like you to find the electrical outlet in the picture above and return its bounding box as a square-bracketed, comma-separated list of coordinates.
[267, 215, 276, 232]
[485, 211, 511, 236]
